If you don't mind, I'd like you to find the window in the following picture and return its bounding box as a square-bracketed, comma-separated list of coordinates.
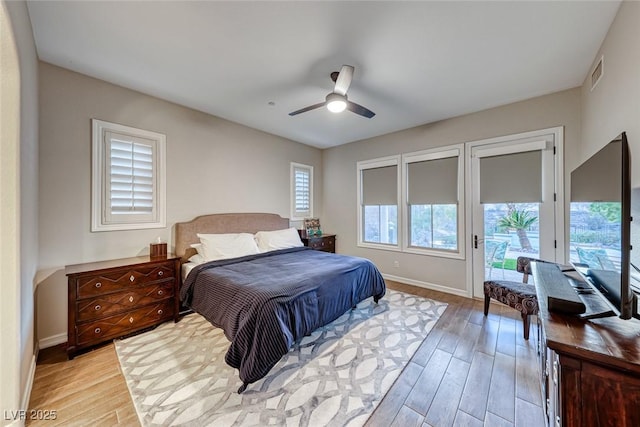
[358, 156, 400, 249]
[403, 146, 463, 256]
[91, 119, 166, 232]
[290, 163, 313, 220]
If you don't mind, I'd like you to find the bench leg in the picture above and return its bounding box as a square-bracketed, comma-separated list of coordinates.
[484, 294, 490, 316]
[522, 313, 530, 340]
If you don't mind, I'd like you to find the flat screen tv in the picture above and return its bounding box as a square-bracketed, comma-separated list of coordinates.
[569, 131, 639, 320]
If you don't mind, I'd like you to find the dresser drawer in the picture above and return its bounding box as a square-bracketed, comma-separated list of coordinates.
[76, 300, 174, 346]
[308, 235, 335, 252]
[76, 262, 175, 299]
[76, 280, 174, 322]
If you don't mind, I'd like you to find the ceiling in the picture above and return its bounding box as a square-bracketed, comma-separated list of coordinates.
[26, 1, 620, 149]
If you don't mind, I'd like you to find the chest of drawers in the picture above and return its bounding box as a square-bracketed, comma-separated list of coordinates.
[66, 255, 180, 358]
[301, 234, 336, 253]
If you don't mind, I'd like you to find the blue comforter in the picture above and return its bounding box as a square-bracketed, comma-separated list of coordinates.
[180, 247, 386, 388]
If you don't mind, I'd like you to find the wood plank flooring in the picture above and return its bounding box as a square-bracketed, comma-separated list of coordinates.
[27, 281, 545, 426]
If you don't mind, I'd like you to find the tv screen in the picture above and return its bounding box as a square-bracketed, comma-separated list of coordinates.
[569, 132, 638, 319]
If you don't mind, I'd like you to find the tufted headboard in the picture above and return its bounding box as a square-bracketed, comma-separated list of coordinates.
[174, 213, 290, 261]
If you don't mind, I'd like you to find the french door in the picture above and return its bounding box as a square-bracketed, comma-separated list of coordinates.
[468, 128, 564, 298]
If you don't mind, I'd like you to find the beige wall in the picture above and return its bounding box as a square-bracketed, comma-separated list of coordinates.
[1, 0, 39, 421]
[322, 88, 581, 294]
[37, 63, 322, 345]
[580, 0, 640, 185]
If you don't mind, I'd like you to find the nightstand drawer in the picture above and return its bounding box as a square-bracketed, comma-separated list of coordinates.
[76, 280, 174, 322]
[307, 235, 335, 253]
[76, 262, 175, 299]
[76, 300, 174, 346]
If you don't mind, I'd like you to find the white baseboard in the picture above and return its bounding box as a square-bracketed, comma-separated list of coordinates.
[382, 273, 472, 298]
[20, 349, 37, 414]
[38, 333, 66, 350]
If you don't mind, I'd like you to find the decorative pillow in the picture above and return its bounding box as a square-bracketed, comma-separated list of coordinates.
[254, 227, 303, 252]
[197, 233, 260, 261]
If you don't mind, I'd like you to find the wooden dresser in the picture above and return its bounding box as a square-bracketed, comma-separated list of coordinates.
[533, 262, 640, 427]
[65, 255, 180, 358]
[300, 233, 336, 253]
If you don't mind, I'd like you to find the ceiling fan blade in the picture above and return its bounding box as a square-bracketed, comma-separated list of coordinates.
[288, 102, 325, 116]
[347, 101, 375, 118]
[333, 65, 354, 96]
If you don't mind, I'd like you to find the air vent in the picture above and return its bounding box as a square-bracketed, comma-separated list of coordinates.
[591, 56, 603, 91]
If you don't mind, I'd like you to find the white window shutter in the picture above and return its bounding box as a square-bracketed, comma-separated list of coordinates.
[291, 163, 313, 219]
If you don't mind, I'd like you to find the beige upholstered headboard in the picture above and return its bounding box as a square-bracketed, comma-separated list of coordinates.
[174, 213, 290, 261]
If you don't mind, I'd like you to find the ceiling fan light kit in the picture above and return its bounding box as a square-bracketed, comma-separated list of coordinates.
[326, 93, 347, 113]
[289, 65, 375, 119]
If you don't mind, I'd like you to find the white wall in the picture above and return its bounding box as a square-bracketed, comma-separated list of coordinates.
[37, 63, 322, 346]
[580, 0, 640, 185]
[0, 0, 39, 422]
[322, 88, 581, 295]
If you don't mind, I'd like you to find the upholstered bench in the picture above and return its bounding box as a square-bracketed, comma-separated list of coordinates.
[483, 256, 547, 340]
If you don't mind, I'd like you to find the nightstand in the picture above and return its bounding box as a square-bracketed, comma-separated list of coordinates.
[65, 254, 180, 359]
[300, 233, 336, 253]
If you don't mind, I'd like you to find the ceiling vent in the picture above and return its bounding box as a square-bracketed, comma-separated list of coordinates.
[590, 56, 603, 91]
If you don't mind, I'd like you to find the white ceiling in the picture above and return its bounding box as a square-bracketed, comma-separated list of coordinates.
[27, 1, 620, 149]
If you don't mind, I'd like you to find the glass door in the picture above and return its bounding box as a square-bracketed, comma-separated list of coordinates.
[469, 129, 563, 298]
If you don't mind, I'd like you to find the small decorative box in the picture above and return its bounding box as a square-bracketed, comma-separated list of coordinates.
[150, 242, 167, 258]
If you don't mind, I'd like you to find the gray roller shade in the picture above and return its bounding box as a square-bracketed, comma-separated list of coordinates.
[362, 165, 397, 205]
[408, 157, 458, 204]
[480, 150, 542, 203]
[571, 140, 621, 202]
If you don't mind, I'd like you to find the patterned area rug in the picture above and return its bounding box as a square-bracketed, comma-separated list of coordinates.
[115, 289, 447, 426]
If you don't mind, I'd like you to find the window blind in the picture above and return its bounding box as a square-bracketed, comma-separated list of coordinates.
[407, 157, 458, 204]
[480, 150, 542, 203]
[107, 132, 155, 214]
[362, 165, 397, 205]
[293, 166, 311, 215]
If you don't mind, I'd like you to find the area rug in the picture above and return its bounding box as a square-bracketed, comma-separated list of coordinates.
[115, 289, 447, 427]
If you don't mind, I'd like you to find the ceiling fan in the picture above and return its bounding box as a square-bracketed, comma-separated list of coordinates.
[289, 65, 375, 118]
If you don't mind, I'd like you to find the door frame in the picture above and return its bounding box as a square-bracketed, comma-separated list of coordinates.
[464, 126, 565, 299]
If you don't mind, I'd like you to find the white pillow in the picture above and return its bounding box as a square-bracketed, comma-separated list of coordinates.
[188, 253, 206, 264]
[197, 233, 260, 261]
[254, 227, 303, 253]
[190, 243, 204, 255]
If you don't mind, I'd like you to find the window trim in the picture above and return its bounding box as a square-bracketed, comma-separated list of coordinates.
[401, 144, 465, 259]
[290, 162, 313, 221]
[357, 155, 402, 251]
[91, 119, 166, 232]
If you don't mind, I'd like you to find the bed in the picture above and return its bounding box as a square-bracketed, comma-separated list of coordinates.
[175, 213, 386, 393]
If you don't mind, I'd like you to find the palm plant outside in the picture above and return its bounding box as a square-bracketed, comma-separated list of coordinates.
[498, 204, 538, 252]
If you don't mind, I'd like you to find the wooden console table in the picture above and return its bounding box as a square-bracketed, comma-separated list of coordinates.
[532, 262, 640, 427]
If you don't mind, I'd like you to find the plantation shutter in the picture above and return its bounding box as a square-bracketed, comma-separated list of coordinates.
[104, 131, 157, 223]
[293, 165, 311, 216]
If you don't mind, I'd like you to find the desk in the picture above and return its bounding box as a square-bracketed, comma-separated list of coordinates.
[533, 261, 640, 426]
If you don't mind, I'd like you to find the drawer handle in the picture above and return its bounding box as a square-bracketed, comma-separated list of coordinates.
[95, 282, 102, 288]
[129, 317, 134, 323]
[94, 327, 101, 334]
[158, 290, 164, 296]
[129, 275, 135, 282]
[158, 309, 163, 315]
[129, 296, 134, 303]
[94, 305, 101, 311]
[158, 271, 163, 276]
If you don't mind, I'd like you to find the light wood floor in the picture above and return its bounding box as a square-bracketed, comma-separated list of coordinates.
[27, 281, 545, 426]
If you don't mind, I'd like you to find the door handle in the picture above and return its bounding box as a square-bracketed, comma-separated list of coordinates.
[474, 235, 478, 249]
